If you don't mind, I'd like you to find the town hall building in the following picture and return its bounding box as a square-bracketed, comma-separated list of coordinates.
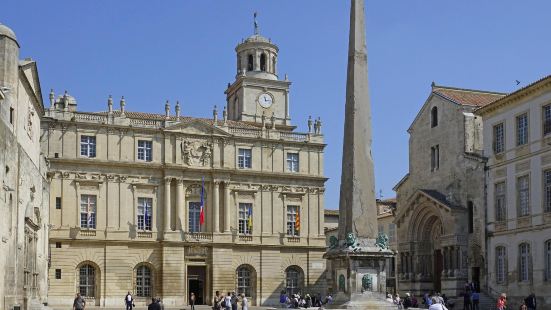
[43, 26, 328, 307]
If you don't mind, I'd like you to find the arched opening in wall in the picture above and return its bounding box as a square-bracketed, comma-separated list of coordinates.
[431, 106, 438, 127]
[272, 56, 277, 74]
[285, 266, 304, 295]
[76, 262, 100, 306]
[236, 264, 256, 305]
[247, 55, 254, 71]
[135, 264, 154, 298]
[260, 53, 267, 71]
[411, 209, 444, 293]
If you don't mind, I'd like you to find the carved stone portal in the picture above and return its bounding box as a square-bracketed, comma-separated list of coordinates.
[181, 139, 213, 167]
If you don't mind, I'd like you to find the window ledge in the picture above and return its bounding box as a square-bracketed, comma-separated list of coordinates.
[137, 231, 153, 238]
[238, 235, 253, 242]
[517, 216, 531, 228]
[80, 230, 96, 237]
[495, 222, 507, 232]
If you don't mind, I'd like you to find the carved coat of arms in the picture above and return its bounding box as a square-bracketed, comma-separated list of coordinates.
[181, 139, 213, 167]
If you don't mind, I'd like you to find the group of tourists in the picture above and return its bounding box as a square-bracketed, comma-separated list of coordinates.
[386, 291, 453, 309]
[212, 291, 248, 310]
[278, 291, 333, 309]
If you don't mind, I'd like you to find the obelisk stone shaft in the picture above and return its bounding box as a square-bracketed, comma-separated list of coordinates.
[338, 0, 377, 241]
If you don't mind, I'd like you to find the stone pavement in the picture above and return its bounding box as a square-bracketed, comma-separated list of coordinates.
[49, 306, 283, 310]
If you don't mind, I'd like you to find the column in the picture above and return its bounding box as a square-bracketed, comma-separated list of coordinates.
[176, 179, 185, 231]
[224, 181, 231, 232]
[164, 178, 172, 233]
[443, 247, 448, 277]
[213, 181, 220, 233]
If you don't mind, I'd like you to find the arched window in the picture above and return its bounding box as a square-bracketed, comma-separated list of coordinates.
[272, 56, 277, 74]
[545, 240, 551, 281]
[136, 265, 152, 297]
[431, 106, 438, 127]
[79, 264, 96, 297]
[495, 246, 506, 284]
[285, 266, 303, 295]
[247, 55, 254, 71]
[236, 265, 253, 297]
[260, 53, 267, 72]
[519, 243, 530, 282]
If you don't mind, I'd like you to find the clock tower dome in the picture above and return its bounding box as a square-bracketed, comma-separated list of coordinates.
[225, 14, 292, 127]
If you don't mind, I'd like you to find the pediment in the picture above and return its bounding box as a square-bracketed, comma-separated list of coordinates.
[165, 119, 230, 136]
[394, 189, 453, 224]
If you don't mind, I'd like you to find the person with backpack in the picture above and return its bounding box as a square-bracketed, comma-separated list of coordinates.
[213, 291, 222, 310]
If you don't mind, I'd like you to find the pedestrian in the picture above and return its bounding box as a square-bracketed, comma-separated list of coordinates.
[190, 292, 196, 310]
[125, 291, 134, 310]
[520, 302, 528, 310]
[403, 292, 412, 309]
[279, 290, 287, 308]
[73, 292, 86, 310]
[305, 294, 312, 308]
[241, 293, 249, 310]
[411, 294, 419, 308]
[424, 293, 433, 308]
[148, 297, 161, 310]
[231, 292, 238, 310]
[394, 294, 402, 309]
[429, 297, 449, 310]
[463, 290, 472, 310]
[213, 291, 222, 310]
[224, 292, 232, 310]
[496, 293, 507, 310]
[525, 293, 537, 310]
[471, 290, 479, 310]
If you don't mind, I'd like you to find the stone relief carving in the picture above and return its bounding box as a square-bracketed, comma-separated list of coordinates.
[181, 139, 213, 167]
[25, 106, 35, 139]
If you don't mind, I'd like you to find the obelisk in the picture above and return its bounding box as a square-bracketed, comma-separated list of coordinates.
[324, 1, 394, 308]
[338, 0, 377, 243]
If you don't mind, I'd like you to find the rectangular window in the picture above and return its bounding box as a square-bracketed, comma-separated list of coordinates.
[80, 135, 96, 158]
[519, 243, 530, 282]
[188, 202, 201, 233]
[388, 223, 396, 243]
[430, 145, 439, 171]
[544, 170, 551, 213]
[517, 175, 530, 217]
[80, 195, 97, 229]
[496, 247, 506, 284]
[286, 205, 300, 237]
[287, 153, 299, 172]
[493, 123, 505, 154]
[9, 107, 14, 124]
[137, 140, 153, 161]
[543, 105, 551, 136]
[238, 148, 252, 169]
[55, 197, 62, 210]
[238, 203, 252, 235]
[55, 242, 62, 248]
[137, 197, 153, 231]
[516, 113, 528, 146]
[495, 182, 506, 222]
[55, 269, 62, 280]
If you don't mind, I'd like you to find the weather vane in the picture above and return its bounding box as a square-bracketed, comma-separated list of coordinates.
[254, 12, 259, 35]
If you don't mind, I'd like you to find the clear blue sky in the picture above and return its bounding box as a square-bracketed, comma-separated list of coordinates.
[3, 1, 551, 210]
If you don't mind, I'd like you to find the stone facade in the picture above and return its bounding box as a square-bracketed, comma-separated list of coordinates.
[393, 84, 505, 298]
[476, 75, 551, 308]
[42, 28, 328, 308]
[0, 24, 50, 310]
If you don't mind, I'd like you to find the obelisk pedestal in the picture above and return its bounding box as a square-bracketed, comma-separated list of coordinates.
[323, 0, 395, 308]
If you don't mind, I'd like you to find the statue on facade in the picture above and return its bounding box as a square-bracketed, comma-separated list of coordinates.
[375, 232, 390, 251]
[361, 274, 372, 291]
[181, 139, 213, 166]
[329, 236, 338, 249]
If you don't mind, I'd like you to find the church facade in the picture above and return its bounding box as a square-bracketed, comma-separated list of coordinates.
[394, 84, 505, 298]
[43, 29, 328, 307]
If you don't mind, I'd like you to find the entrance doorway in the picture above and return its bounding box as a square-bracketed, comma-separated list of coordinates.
[472, 267, 480, 292]
[188, 266, 206, 305]
[433, 249, 443, 293]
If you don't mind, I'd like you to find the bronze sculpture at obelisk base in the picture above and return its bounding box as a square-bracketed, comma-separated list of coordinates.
[324, 0, 395, 308]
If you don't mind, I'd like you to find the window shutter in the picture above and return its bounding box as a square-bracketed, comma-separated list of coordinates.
[504, 253, 508, 285]
[529, 253, 533, 283]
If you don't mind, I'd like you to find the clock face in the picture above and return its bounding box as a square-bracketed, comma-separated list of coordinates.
[258, 92, 273, 108]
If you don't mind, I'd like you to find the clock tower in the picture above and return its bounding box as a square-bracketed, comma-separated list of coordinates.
[225, 16, 292, 127]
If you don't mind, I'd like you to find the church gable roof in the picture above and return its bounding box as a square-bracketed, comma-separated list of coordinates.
[432, 85, 506, 107]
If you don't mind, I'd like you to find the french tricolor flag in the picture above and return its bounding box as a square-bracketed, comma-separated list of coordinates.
[199, 177, 205, 226]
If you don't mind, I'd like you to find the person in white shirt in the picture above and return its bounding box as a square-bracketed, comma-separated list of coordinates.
[124, 292, 134, 310]
[429, 297, 448, 310]
[224, 292, 232, 310]
[241, 293, 249, 310]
